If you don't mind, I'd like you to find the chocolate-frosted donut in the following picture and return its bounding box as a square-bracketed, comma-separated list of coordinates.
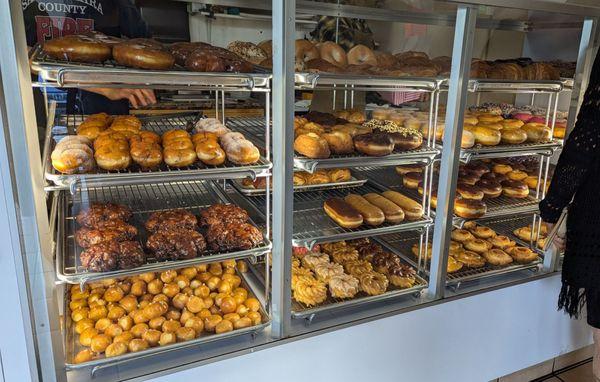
[476, 178, 502, 198]
[501, 179, 529, 198]
[456, 182, 484, 200]
[353, 133, 394, 156]
[454, 197, 487, 219]
[403, 172, 423, 189]
[464, 162, 490, 177]
[113, 39, 175, 70]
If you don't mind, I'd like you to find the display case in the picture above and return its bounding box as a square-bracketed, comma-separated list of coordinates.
[0, 0, 599, 381]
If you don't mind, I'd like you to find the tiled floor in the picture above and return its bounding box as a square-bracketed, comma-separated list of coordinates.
[538, 359, 596, 382]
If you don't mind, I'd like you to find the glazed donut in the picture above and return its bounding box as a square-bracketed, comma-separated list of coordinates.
[163, 148, 197, 167]
[447, 256, 464, 273]
[475, 179, 502, 198]
[507, 246, 538, 264]
[454, 198, 487, 219]
[43, 35, 112, 63]
[501, 119, 525, 129]
[461, 130, 475, 149]
[477, 122, 503, 131]
[483, 249, 513, 266]
[523, 123, 552, 143]
[471, 226, 496, 239]
[451, 229, 475, 243]
[507, 170, 528, 181]
[113, 39, 175, 70]
[501, 180, 529, 198]
[449, 240, 464, 255]
[493, 164, 512, 175]
[463, 115, 479, 125]
[477, 114, 503, 124]
[347, 44, 377, 66]
[464, 239, 491, 254]
[318, 41, 348, 68]
[501, 129, 527, 145]
[473, 126, 501, 146]
[403, 172, 423, 189]
[295, 40, 319, 70]
[456, 183, 484, 200]
[525, 176, 539, 189]
[490, 235, 516, 250]
[455, 250, 486, 268]
[94, 145, 131, 170]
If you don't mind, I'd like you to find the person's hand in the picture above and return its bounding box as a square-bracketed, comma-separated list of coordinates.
[87, 88, 156, 109]
[545, 222, 566, 252]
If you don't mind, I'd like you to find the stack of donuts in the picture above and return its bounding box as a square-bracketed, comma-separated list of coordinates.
[194, 118, 260, 165]
[52, 114, 261, 174]
[396, 159, 535, 220]
[291, 238, 417, 306]
[162, 130, 196, 168]
[293, 112, 423, 159]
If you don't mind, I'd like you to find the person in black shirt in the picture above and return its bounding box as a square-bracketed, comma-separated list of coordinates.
[23, 0, 156, 114]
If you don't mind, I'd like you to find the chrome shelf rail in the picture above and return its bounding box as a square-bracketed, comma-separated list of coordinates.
[30, 46, 271, 91]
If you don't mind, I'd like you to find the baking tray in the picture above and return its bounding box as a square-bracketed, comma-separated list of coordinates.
[56, 181, 271, 285]
[439, 78, 564, 93]
[379, 230, 541, 287]
[229, 175, 367, 196]
[64, 268, 270, 371]
[241, 180, 432, 249]
[290, 239, 427, 319]
[294, 147, 439, 174]
[30, 45, 271, 91]
[295, 72, 440, 92]
[456, 141, 562, 162]
[44, 114, 271, 192]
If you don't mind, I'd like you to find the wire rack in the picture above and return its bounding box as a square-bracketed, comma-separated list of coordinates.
[293, 147, 438, 174]
[229, 176, 367, 196]
[458, 141, 562, 162]
[242, 182, 431, 249]
[353, 166, 425, 203]
[64, 269, 270, 371]
[290, 242, 427, 319]
[379, 226, 541, 287]
[295, 73, 440, 92]
[30, 45, 271, 91]
[226, 117, 267, 141]
[57, 181, 271, 284]
[44, 114, 271, 191]
[478, 214, 543, 251]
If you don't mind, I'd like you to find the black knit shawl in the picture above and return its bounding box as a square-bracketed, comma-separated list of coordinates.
[539, 50, 600, 319]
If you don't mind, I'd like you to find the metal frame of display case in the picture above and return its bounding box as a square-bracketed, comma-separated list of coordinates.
[1, 0, 600, 381]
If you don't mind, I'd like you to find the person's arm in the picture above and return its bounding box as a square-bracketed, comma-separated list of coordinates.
[539, 51, 600, 224]
[86, 88, 156, 108]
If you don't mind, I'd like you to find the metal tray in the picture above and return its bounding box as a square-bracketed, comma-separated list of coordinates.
[379, 230, 541, 287]
[290, 239, 427, 319]
[230, 175, 367, 196]
[457, 141, 562, 162]
[295, 72, 440, 92]
[242, 181, 432, 249]
[439, 78, 564, 93]
[453, 192, 540, 225]
[44, 114, 272, 192]
[30, 45, 271, 91]
[64, 268, 270, 371]
[294, 147, 438, 174]
[56, 181, 271, 285]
